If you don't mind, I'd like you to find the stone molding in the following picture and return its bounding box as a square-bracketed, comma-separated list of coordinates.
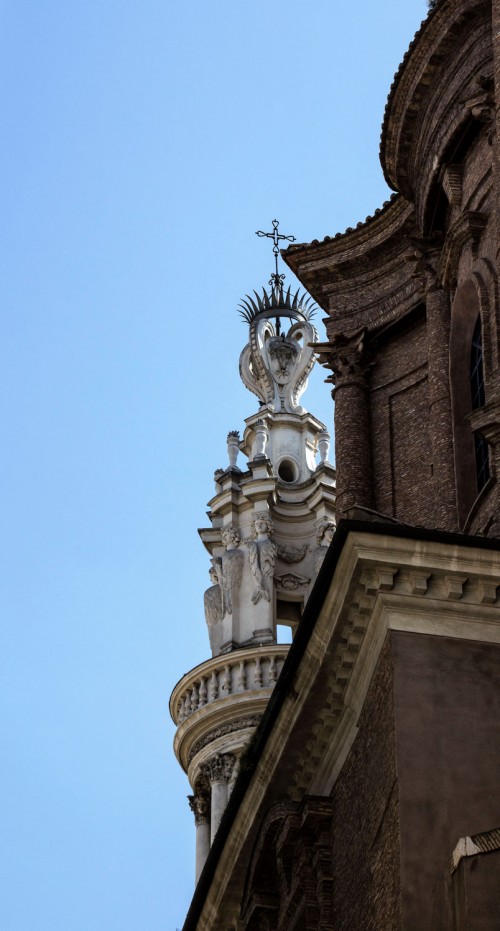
[188, 715, 262, 765]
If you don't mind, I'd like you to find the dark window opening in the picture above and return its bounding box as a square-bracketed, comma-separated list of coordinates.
[470, 316, 489, 491]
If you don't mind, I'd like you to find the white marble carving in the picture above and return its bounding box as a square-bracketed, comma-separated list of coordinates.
[218, 526, 243, 616]
[247, 514, 277, 605]
[203, 561, 223, 654]
[238, 287, 318, 414]
[314, 518, 336, 575]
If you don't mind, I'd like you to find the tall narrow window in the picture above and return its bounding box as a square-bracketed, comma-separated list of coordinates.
[470, 316, 489, 491]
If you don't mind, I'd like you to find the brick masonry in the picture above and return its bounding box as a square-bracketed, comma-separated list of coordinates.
[331, 635, 400, 931]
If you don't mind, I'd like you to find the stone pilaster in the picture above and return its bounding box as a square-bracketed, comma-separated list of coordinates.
[188, 787, 211, 884]
[315, 332, 374, 522]
[201, 752, 237, 842]
[491, 1, 500, 267]
[426, 283, 458, 529]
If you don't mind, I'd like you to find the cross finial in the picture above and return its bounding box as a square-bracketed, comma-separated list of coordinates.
[255, 219, 296, 300]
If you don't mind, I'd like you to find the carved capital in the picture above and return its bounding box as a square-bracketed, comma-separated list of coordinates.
[404, 234, 443, 290]
[188, 788, 210, 826]
[313, 330, 369, 393]
[201, 752, 237, 785]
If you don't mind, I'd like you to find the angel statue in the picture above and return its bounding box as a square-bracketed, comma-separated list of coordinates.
[314, 518, 336, 576]
[203, 560, 223, 654]
[218, 525, 244, 616]
[247, 514, 277, 604]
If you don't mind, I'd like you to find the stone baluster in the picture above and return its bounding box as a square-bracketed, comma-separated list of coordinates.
[188, 785, 211, 884]
[222, 664, 232, 694]
[237, 660, 247, 691]
[318, 429, 330, 464]
[269, 655, 277, 683]
[208, 670, 218, 702]
[201, 753, 237, 842]
[254, 657, 262, 687]
[190, 684, 198, 714]
[227, 430, 240, 469]
[198, 677, 207, 708]
[253, 418, 269, 458]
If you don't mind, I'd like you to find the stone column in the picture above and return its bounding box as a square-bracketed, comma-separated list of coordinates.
[201, 752, 236, 843]
[188, 786, 211, 884]
[315, 333, 373, 522]
[425, 282, 457, 529]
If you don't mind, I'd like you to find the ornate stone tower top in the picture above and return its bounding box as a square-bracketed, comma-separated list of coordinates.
[170, 238, 336, 885]
[239, 285, 317, 416]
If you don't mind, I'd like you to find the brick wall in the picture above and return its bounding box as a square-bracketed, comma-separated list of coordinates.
[331, 635, 401, 930]
[370, 316, 432, 525]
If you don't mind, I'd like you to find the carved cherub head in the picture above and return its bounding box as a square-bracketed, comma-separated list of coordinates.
[221, 525, 240, 549]
[316, 518, 335, 546]
[208, 561, 219, 585]
[251, 513, 273, 538]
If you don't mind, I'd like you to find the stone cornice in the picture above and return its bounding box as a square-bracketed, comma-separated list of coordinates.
[381, 0, 490, 198]
[185, 523, 500, 929]
[282, 198, 416, 321]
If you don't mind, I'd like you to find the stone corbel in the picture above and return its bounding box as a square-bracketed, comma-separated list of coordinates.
[443, 575, 468, 601]
[407, 570, 431, 596]
[360, 567, 398, 595]
[461, 75, 495, 132]
[439, 164, 463, 207]
[477, 580, 498, 605]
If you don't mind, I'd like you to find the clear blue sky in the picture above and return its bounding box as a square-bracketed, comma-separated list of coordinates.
[1, 2, 427, 928]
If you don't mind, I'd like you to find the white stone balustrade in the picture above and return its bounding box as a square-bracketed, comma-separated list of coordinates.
[171, 644, 289, 727]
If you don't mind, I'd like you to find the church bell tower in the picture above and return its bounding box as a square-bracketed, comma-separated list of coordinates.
[169, 224, 336, 883]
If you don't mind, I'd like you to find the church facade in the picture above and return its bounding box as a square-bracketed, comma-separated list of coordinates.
[173, 1, 500, 927]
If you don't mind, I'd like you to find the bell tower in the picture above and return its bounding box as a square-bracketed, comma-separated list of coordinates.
[169, 231, 336, 883]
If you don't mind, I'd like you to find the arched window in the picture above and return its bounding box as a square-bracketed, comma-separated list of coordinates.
[470, 316, 489, 491]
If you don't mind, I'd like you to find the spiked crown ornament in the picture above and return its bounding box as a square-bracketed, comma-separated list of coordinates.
[238, 221, 318, 415]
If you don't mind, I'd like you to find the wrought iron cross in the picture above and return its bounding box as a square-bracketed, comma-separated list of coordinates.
[256, 219, 296, 297]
